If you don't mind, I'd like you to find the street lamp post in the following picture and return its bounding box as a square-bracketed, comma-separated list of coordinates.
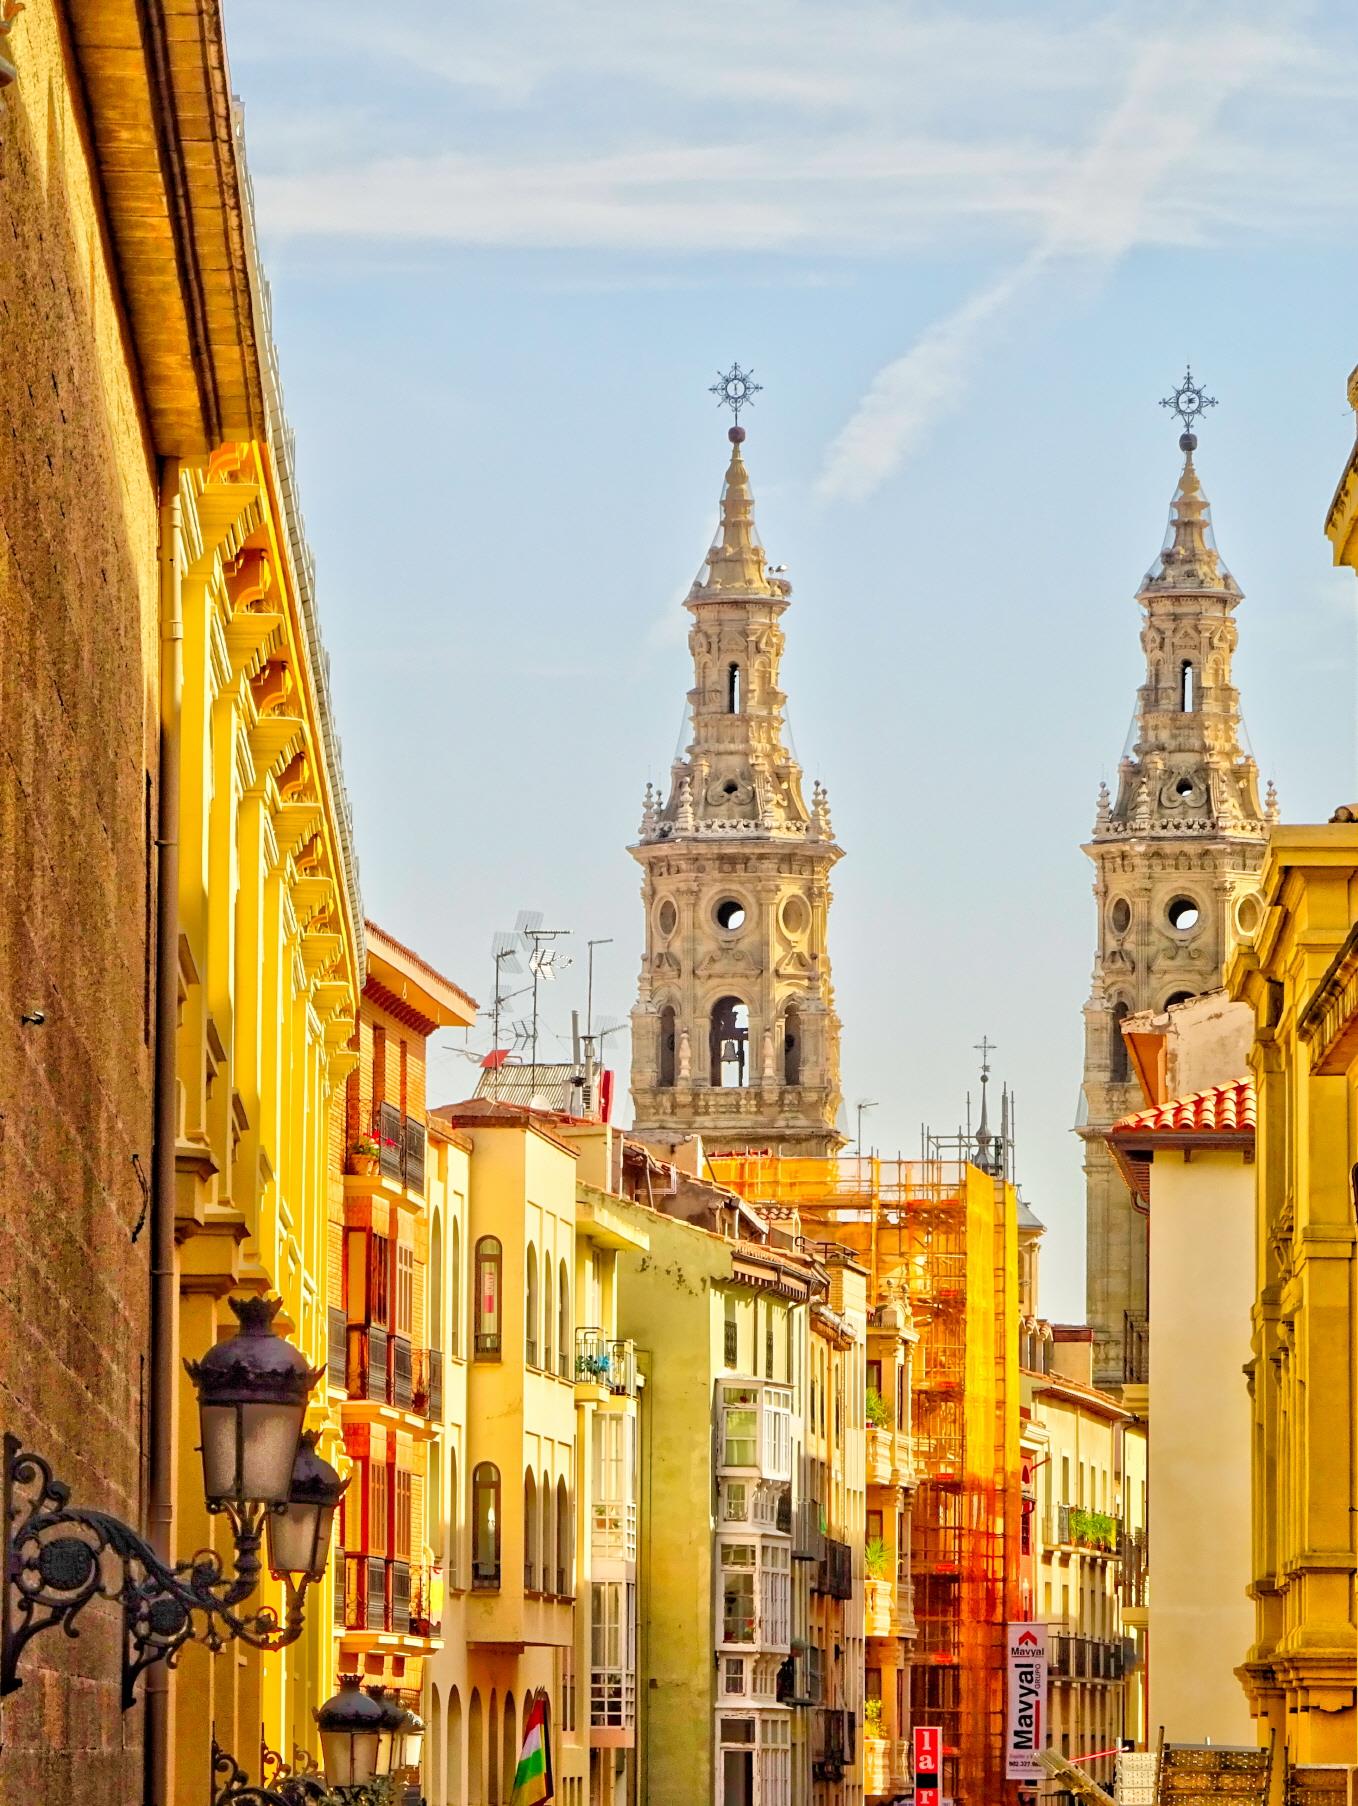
[2, 1294, 337, 1708]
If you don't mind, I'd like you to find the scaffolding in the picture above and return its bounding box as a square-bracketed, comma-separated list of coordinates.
[708, 1147, 1022, 1806]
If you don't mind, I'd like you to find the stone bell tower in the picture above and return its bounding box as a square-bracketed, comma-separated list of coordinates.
[1080, 372, 1275, 1385]
[629, 384, 844, 1157]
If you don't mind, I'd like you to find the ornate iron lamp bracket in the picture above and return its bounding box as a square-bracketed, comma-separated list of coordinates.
[3, 1435, 309, 1709]
[213, 1735, 331, 1806]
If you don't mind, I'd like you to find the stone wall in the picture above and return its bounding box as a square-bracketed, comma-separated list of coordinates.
[0, 7, 160, 1798]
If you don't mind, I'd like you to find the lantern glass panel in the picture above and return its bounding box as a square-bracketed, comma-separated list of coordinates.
[240, 1400, 307, 1505]
[198, 1403, 241, 1503]
[321, 1728, 380, 1786]
[267, 1499, 334, 1581]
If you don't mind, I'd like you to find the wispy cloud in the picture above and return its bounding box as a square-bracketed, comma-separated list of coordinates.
[816, 11, 1307, 498]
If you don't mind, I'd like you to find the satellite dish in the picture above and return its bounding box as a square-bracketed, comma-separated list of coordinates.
[529, 1093, 551, 1112]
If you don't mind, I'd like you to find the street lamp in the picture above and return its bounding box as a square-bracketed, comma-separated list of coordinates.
[396, 1706, 425, 1775]
[3, 1294, 330, 1708]
[316, 1677, 385, 1790]
[267, 1430, 348, 1585]
[371, 1688, 408, 1779]
[187, 1295, 321, 1516]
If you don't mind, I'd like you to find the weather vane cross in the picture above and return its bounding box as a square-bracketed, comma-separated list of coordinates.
[1160, 365, 1217, 437]
[709, 362, 762, 426]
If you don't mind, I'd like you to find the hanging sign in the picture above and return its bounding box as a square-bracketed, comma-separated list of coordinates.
[913, 1725, 941, 1806]
[1005, 1622, 1047, 1779]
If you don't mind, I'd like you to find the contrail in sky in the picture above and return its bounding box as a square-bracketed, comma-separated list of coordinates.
[816, 13, 1294, 501]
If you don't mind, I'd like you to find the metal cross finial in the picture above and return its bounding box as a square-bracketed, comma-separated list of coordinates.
[1160, 366, 1217, 435]
[709, 362, 762, 425]
[974, 1035, 996, 1075]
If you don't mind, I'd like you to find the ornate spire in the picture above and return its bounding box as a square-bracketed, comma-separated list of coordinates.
[691, 428, 786, 602]
[1144, 434, 1238, 596]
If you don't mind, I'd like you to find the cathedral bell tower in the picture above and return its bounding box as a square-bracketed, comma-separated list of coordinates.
[629, 373, 844, 1157]
[1080, 372, 1275, 1385]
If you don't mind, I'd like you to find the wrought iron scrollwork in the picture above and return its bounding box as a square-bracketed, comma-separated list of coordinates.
[213, 1735, 331, 1806]
[3, 1434, 309, 1708]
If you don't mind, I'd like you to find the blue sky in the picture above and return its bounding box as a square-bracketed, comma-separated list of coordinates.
[224, 0, 1358, 1318]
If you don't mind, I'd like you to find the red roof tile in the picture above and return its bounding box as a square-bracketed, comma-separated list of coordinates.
[1109, 1076, 1255, 1139]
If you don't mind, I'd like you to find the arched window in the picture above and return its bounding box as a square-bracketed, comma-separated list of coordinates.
[524, 1470, 539, 1591]
[450, 1218, 461, 1358]
[487, 1692, 500, 1806]
[542, 1469, 554, 1596]
[431, 1211, 444, 1356]
[558, 1260, 571, 1380]
[501, 1695, 517, 1806]
[431, 1685, 444, 1806]
[447, 1686, 463, 1806]
[727, 663, 741, 713]
[1109, 1001, 1130, 1084]
[1180, 660, 1195, 711]
[543, 1260, 554, 1377]
[658, 1004, 677, 1087]
[525, 1246, 539, 1367]
[474, 1236, 502, 1358]
[556, 1475, 571, 1597]
[448, 1448, 459, 1585]
[467, 1691, 482, 1806]
[472, 1463, 500, 1589]
[710, 996, 749, 1087]
[783, 1006, 802, 1085]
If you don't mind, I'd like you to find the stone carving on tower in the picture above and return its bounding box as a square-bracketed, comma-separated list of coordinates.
[629, 370, 844, 1156]
[1080, 371, 1275, 1385]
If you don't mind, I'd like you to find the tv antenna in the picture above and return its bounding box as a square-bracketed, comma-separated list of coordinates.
[488, 929, 526, 1101]
[517, 911, 570, 1098]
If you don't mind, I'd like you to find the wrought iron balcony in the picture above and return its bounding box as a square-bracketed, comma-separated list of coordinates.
[814, 1536, 853, 1600]
[793, 1498, 824, 1564]
[339, 1555, 439, 1639]
[412, 1347, 443, 1419]
[370, 1102, 427, 1198]
[346, 1326, 438, 1419]
[1048, 1632, 1125, 1682]
[574, 1328, 637, 1396]
[327, 1305, 348, 1393]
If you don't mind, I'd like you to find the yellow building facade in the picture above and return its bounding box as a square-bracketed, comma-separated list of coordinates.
[170, 420, 364, 1795]
[419, 1104, 650, 1806]
[1227, 827, 1358, 1763]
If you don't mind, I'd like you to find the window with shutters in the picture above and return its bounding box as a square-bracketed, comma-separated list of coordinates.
[370, 1233, 391, 1328]
[394, 1467, 412, 1560]
[395, 1243, 414, 1337]
[370, 1462, 389, 1555]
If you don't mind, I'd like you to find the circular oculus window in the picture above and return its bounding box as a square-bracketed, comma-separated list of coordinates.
[656, 898, 678, 937]
[780, 896, 810, 937]
[715, 898, 747, 932]
[1167, 896, 1200, 932]
[1233, 891, 1263, 941]
[1109, 897, 1131, 935]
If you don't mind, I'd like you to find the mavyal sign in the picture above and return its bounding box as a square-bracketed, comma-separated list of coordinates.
[913, 1724, 941, 1806]
[1004, 1622, 1047, 1780]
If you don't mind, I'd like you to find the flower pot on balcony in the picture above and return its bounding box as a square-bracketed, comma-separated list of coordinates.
[865, 1577, 893, 1638]
[349, 1153, 380, 1176]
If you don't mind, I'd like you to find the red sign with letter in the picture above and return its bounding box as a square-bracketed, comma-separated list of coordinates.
[913, 1726, 941, 1806]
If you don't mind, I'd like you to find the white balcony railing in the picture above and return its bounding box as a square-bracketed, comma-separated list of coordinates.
[592, 1500, 638, 1563]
